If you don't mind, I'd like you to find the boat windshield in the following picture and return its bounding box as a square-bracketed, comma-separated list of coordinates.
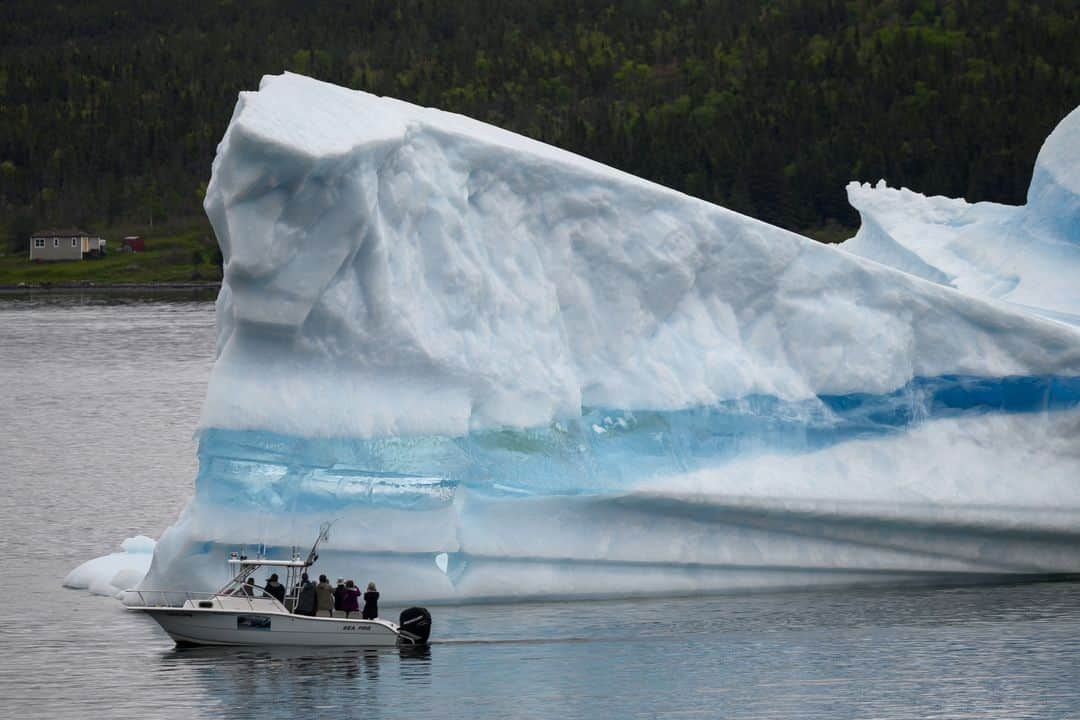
[216, 522, 334, 607]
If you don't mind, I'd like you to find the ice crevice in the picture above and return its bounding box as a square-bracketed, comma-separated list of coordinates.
[63, 73, 1080, 603]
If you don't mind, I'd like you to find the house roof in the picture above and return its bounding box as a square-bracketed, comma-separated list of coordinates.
[31, 228, 90, 237]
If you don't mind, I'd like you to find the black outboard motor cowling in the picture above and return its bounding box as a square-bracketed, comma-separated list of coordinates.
[398, 607, 432, 644]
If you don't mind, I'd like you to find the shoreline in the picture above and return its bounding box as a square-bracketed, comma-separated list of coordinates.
[0, 280, 221, 294]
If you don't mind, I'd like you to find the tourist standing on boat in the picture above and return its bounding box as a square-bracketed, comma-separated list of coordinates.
[315, 574, 334, 617]
[235, 577, 256, 596]
[295, 572, 317, 616]
[342, 579, 360, 618]
[362, 582, 380, 620]
[334, 577, 348, 614]
[263, 573, 286, 603]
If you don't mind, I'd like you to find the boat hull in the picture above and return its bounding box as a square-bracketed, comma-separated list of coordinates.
[136, 608, 405, 647]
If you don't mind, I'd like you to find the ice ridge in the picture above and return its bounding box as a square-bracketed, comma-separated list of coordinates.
[843, 105, 1080, 323]
[201, 73, 1080, 439]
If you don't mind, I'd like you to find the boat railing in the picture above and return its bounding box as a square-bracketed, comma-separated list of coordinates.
[124, 589, 282, 611]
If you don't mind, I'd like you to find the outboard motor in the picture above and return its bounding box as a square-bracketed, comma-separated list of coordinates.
[398, 607, 432, 645]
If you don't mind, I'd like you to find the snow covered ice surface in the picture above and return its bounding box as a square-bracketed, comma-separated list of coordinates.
[64, 536, 156, 599]
[842, 106, 1080, 325]
[114, 74, 1080, 603]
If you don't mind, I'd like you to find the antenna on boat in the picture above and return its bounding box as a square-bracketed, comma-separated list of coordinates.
[304, 520, 334, 567]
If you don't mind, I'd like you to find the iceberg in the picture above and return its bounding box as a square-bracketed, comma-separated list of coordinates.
[64, 536, 157, 599]
[842, 106, 1080, 325]
[128, 74, 1079, 603]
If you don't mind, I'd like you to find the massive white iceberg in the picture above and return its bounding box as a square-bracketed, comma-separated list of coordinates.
[843, 106, 1080, 325]
[128, 74, 1080, 603]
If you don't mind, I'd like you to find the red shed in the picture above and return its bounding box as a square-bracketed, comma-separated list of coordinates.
[122, 236, 145, 252]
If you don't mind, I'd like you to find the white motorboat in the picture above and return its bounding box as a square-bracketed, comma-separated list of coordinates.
[126, 525, 431, 648]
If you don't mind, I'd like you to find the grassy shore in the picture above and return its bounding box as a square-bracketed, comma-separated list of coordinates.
[0, 224, 222, 287]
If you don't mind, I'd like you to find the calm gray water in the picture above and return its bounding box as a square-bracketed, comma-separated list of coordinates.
[1, 294, 1079, 720]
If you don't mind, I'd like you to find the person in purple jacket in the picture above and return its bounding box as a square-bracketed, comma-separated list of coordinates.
[342, 579, 361, 618]
[333, 577, 348, 615]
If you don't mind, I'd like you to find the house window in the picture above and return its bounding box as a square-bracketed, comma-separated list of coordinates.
[72, 238, 78, 247]
[34, 238, 45, 248]
[53, 238, 59, 247]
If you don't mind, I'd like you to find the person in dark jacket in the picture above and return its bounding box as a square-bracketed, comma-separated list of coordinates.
[362, 581, 379, 620]
[294, 572, 317, 616]
[263, 573, 286, 603]
[342, 579, 360, 618]
[234, 577, 256, 596]
[333, 577, 347, 614]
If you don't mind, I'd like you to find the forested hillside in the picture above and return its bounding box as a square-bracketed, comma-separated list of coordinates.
[1, 0, 1077, 250]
